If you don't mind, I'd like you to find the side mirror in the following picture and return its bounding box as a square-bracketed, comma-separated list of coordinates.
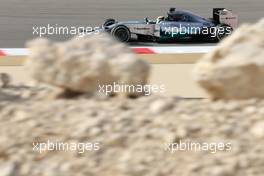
[145, 17, 149, 23]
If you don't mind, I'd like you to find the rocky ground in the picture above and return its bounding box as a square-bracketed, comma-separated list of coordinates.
[0, 17, 263, 176]
[0, 83, 263, 176]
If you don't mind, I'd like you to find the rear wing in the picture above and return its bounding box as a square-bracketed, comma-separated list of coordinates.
[213, 8, 238, 29]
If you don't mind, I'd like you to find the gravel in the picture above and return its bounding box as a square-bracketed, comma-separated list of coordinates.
[0, 84, 263, 176]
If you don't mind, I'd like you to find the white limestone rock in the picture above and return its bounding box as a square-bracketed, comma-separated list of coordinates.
[25, 33, 150, 97]
[193, 18, 264, 100]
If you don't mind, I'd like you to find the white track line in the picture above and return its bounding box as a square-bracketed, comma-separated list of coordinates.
[0, 46, 214, 56]
[0, 48, 28, 56]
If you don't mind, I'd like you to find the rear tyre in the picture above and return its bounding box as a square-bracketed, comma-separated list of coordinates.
[111, 25, 130, 42]
[216, 24, 233, 41]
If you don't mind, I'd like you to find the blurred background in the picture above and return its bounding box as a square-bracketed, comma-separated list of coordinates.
[0, 0, 263, 47]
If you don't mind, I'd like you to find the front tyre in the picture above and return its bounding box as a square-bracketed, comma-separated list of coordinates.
[111, 25, 130, 42]
[216, 24, 233, 41]
[103, 19, 116, 28]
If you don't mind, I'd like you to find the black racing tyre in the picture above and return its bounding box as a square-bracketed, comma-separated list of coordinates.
[103, 19, 116, 27]
[216, 24, 233, 41]
[111, 25, 131, 42]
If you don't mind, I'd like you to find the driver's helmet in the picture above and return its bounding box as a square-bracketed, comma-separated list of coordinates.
[156, 16, 165, 23]
[167, 7, 176, 20]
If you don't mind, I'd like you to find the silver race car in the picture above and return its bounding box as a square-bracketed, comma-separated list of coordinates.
[100, 8, 238, 42]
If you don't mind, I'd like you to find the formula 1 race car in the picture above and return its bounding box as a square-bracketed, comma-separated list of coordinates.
[101, 8, 238, 42]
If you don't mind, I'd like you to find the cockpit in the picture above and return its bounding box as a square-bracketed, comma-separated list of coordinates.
[155, 8, 205, 23]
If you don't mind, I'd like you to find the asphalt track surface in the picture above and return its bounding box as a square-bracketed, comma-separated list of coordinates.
[0, 0, 263, 47]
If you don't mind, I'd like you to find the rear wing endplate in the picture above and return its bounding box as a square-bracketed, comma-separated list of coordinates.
[213, 8, 238, 29]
